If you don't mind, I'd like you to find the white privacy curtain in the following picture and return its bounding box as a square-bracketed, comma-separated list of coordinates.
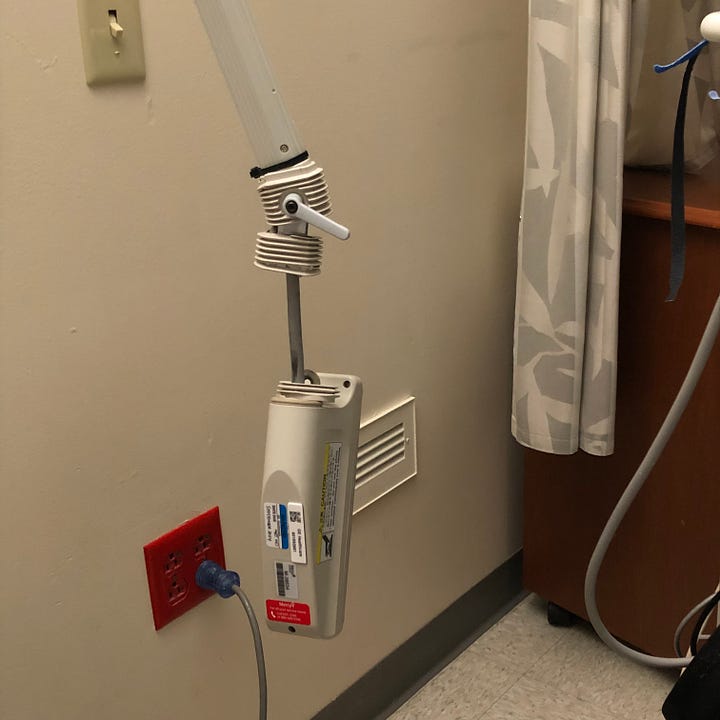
[512, 0, 720, 457]
[512, 0, 631, 456]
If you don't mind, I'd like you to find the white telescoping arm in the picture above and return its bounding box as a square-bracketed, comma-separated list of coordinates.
[194, 0, 304, 171]
[194, 0, 350, 385]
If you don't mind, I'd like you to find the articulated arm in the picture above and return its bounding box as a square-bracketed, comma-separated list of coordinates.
[194, 2, 363, 645]
[195, 0, 350, 383]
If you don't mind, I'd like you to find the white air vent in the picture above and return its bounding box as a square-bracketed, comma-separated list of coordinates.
[353, 397, 417, 514]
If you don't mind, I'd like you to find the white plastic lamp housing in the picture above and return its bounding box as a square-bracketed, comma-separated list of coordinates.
[194, 0, 305, 169]
[701, 12, 720, 42]
[260, 374, 362, 638]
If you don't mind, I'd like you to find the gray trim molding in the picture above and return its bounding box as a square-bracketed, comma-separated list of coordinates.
[311, 551, 525, 720]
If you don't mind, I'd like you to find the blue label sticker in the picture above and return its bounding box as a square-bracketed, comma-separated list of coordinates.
[279, 504, 289, 550]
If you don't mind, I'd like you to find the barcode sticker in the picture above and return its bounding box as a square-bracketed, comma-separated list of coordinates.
[274, 561, 299, 599]
[287, 502, 307, 564]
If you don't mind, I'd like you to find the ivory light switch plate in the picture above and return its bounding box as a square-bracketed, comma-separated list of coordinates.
[77, 0, 146, 86]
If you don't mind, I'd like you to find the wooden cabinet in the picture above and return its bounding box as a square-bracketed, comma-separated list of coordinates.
[523, 166, 720, 656]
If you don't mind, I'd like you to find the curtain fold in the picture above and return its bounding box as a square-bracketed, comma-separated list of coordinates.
[512, 0, 630, 456]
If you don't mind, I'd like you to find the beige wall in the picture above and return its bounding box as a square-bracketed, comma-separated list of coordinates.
[0, 2, 527, 718]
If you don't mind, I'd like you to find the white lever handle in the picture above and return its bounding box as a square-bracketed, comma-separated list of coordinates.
[282, 193, 350, 240]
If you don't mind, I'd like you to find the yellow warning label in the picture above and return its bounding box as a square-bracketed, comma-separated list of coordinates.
[317, 442, 342, 564]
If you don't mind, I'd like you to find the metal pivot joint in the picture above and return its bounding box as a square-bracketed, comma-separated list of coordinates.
[253, 159, 349, 277]
[251, 157, 351, 383]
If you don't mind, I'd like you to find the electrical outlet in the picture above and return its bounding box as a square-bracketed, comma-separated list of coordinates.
[143, 507, 227, 630]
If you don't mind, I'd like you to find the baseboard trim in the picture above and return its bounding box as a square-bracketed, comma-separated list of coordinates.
[311, 550, 525, 720]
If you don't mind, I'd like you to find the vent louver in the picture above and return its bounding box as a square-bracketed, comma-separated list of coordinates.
[353, 397, 417, 515]
[355, 423, 406, 486]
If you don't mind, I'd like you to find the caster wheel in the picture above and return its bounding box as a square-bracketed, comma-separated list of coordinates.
[547, 601, 576, 627]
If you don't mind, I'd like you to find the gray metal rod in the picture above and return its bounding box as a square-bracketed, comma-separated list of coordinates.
[286, 273, 305, 383]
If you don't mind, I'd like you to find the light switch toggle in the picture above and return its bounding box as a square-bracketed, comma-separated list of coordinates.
[77, 0, 146, 85]
[108, 10, 124, 39]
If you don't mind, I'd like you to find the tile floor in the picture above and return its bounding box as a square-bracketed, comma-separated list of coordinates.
[388, 595, 678, 720]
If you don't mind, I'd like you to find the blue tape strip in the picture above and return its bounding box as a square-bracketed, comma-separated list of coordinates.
[653, 38, 710, 301]
[279, 504, 289, 550]
[654, 39, 709, 74]
[667, 49, 703, 301]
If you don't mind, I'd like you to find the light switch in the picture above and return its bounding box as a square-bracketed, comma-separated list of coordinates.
[77, 0, 146, 86]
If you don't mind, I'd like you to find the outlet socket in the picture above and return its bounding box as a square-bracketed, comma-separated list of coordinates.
[143, 507, 227, 630]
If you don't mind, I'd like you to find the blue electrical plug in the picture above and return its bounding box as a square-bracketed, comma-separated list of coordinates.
[196, 560, 241, 599]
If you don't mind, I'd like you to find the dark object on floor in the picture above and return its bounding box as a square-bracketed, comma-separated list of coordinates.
[547, 601, 576, 627]
[689, 591, 720, 657]
[663, 624, 720, 720]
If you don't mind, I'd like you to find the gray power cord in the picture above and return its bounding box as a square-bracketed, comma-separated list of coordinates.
[195, 561, 268, 719]
[233, 585, 268, 720]
[584, 289, 720, 669]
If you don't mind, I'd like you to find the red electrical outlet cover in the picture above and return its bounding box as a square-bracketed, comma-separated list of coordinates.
[143, 506, 228, 630]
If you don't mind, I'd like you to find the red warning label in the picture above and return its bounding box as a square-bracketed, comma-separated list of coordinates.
[266, 599, 312, 626]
